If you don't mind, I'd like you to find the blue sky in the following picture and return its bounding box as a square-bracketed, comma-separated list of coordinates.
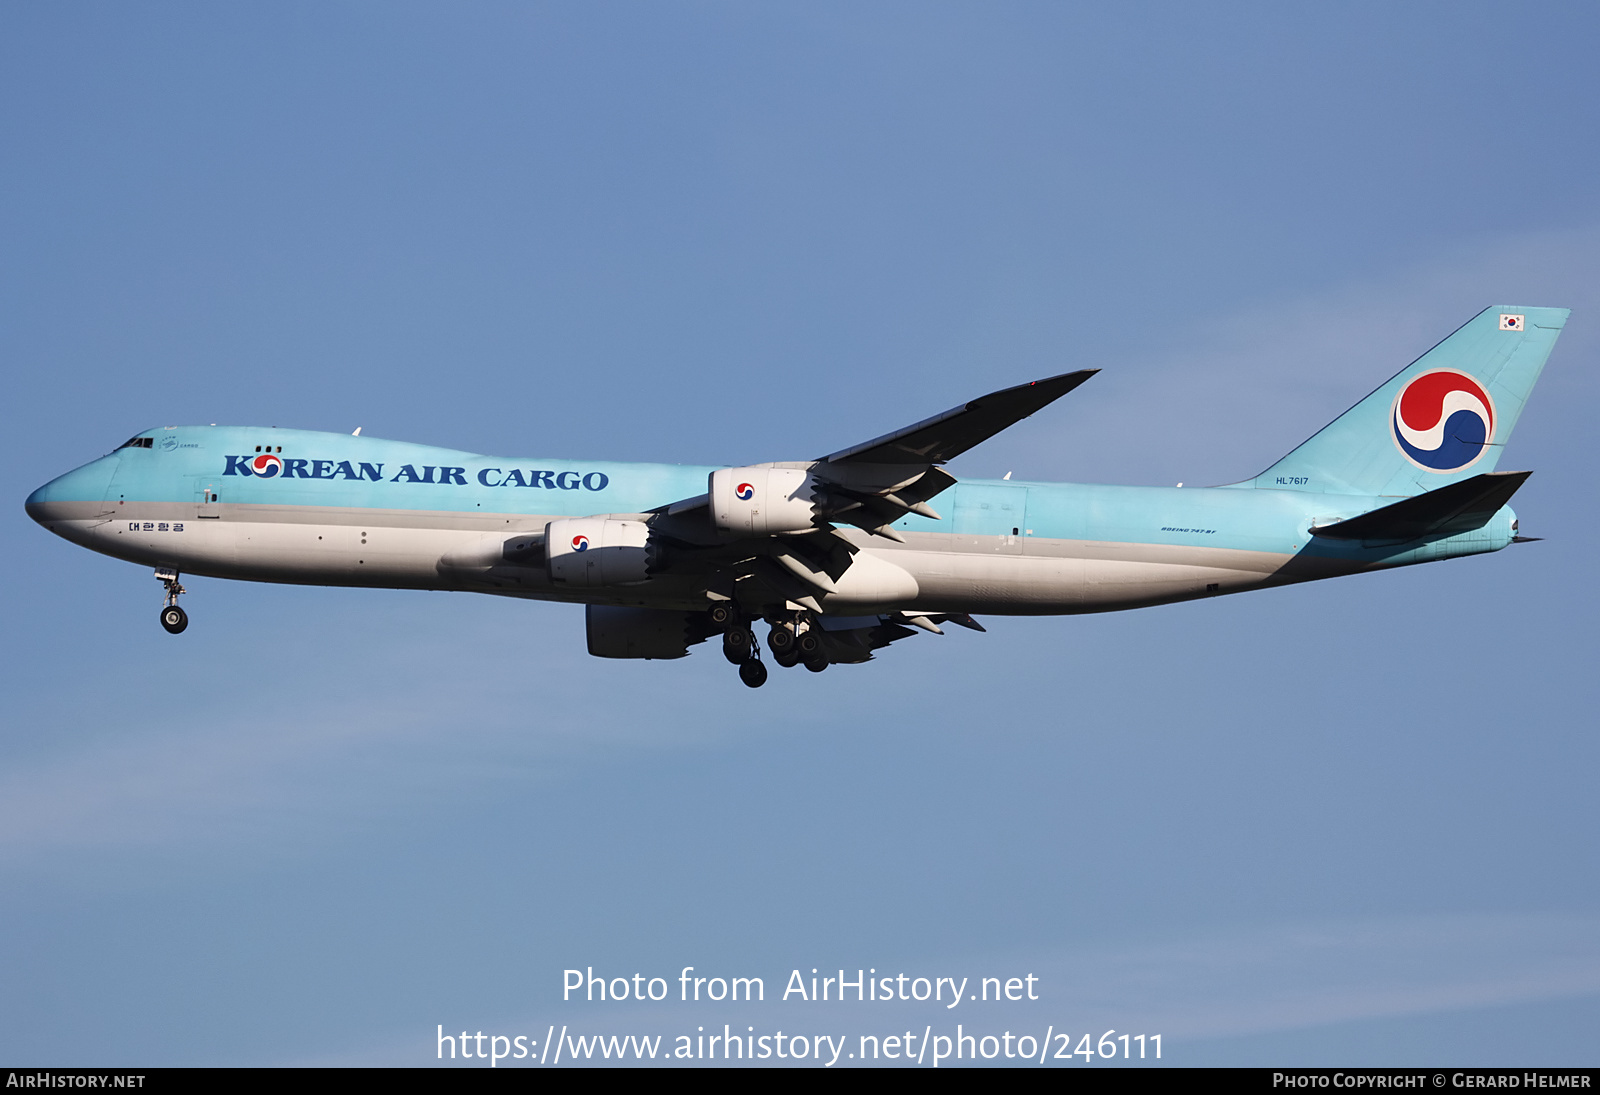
[2, 2, 1597, 1066]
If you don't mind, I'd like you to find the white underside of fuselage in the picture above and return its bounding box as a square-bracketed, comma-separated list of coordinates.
[38, 499, 1348, 617]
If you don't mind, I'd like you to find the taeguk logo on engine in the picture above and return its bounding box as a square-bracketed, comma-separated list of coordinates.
[250, 453, 283, 478]
[571, 535, 590, 552]
[1391, 369, 1496, 473]
[735, 482, 755, 501]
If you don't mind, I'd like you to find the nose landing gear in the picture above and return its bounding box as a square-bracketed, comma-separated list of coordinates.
[156, 568, 188, 634]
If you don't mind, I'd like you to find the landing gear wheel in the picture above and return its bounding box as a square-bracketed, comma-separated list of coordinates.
[155, 568, 187, 633]
[708, 602, 736, 628]
[738, 660, 768, 688]
[773, 648, 800, 669]
[768, 626, 794, 654]
[804, 656, 828, 673]
[723, 625, 752, 664]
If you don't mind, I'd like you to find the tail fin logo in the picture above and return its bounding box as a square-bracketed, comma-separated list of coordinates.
[1391, 369, 1496, 473]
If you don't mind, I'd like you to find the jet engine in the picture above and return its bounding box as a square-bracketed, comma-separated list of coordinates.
[546, 518, 651, 587]
[710, 467, 820, 535]
[585, 605, 699, 659]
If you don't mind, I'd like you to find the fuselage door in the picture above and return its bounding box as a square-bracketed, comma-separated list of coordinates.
[194, 479, 221, 520]
[92, 455, 126, 525]
[952, 482, 1026, 555]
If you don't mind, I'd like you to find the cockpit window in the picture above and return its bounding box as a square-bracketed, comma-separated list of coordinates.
[118, 437, 154, 449]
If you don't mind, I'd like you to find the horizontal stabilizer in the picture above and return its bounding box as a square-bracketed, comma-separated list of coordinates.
[1311, 471, 1531, 542]
[822, 370, 1097, 465]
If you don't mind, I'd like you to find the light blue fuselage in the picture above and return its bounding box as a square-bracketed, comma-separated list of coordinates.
[25, 425, 1514, 617]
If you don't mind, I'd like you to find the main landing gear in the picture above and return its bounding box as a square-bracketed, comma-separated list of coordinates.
[156, 568, 188, 634]
[711, 603, 770, 688]
[719, 620, 768, 688]
[710, 603, 831, 687]
[768, 616, 828, 673]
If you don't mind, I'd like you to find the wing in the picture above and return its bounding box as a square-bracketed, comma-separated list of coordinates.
[820, 370, 1098, 465]
[555, 370, 1094, 670]
[652, 369, 1097, 538]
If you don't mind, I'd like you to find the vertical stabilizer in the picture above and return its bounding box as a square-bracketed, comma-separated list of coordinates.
[1252, 306, 1567, 495]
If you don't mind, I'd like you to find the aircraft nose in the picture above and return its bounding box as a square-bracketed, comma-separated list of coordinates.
[25, 456, 119, 528]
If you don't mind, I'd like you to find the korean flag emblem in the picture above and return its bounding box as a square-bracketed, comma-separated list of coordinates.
[1499, 314, 1525, 331]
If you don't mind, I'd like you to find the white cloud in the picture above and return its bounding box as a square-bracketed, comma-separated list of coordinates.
[997, 223, 1600, 489]
[8, 223, 1597, 868]
[1032, 912, 1600, 1039]
[0, 601, 736, 862]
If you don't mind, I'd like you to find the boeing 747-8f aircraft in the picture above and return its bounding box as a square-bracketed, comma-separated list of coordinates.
[27, 306, 1567, 686]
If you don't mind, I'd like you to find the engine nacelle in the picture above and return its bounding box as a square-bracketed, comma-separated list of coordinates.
[585, 605, 696, 659]
[546, 518, 651, 587]
[710, 467, 819, 535]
